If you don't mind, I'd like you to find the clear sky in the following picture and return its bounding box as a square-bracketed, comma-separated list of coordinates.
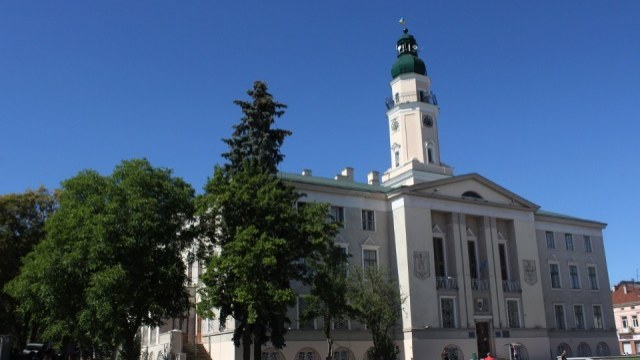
[1, 1, 639, 285]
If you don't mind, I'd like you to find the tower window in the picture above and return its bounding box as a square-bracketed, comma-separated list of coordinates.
[394, 151, 400, 167]
[427, 147, 434, 164]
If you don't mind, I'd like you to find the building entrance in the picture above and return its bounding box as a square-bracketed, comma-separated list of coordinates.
[476, 321, 491, 358]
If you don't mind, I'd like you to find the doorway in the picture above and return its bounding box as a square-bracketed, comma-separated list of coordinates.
[476, 321, 491, 358]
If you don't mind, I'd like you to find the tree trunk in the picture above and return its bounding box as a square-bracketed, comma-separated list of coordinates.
[242, 329, 251, 360]
[252, 326, 262, 360]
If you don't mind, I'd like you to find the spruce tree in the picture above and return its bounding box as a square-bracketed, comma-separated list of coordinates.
[197, 81, 338, 360]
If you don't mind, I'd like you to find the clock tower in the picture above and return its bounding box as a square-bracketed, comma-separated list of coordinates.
[382, 25, 453, 187]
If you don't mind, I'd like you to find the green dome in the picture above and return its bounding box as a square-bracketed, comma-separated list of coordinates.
[390, 28, 427, 78]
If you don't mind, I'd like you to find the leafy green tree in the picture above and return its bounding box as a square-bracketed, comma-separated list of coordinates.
[197, 81, 337, 360]
[348, 266, 404, 360]
[0, 188, 57, 347]
[6, 159, 195, 360]
[302, 244, 350, 360]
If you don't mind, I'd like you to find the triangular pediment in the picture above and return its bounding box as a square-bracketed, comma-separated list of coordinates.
[403, 173, 539, 210]
[432, 224, 445, 236]
[466, 228, 476, 238]
[335, 234, 347, 245]
[497, 231, 506, 241]
[361, 236, 378, 247]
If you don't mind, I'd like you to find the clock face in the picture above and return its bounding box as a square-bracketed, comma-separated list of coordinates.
[391, 119, 399, 132]
[422, 115, 434, 127]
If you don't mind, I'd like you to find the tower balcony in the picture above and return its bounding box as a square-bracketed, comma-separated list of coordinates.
[385, 90, 438, 110]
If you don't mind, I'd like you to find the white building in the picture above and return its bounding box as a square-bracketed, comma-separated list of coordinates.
[142, 26, 618, 360]
[612, 281, 640, 355]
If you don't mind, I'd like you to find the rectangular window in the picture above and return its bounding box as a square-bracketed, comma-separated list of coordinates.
[574, 305, 585, 329]
[506, 299, 521, 328]
[297, 296, 315, 329]
[584, 235, 592, 253]
[569, 265, 580, 289]
[546, 231, 555, 249]
[440, 297, 456, 328]
[433, 237, 446, 277]
[468, 241, 478, 279]
[333, 318, 349, 330]
[565, 233, 574, 251]
[361, 210, 375, 231]
[622, 316, 629, 329]
[588, 266, 599, 290]
[593, 305, 604, 329]
[362, 249, 378, 268]
[498, 244, 509, 280]
[550, 263, 561, 289]
[330, 206, 345, 226]
[633, 315, 639, 328]
[554, 304, 566, 329]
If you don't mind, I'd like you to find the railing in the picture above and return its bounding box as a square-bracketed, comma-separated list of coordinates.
[471, 278, 490, 291]
[436, 276, 458, 290]
[502, 280, 522, 293]
[385, 90, 438, 110]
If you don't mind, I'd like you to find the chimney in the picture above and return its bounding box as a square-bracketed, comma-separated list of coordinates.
[624, 285, 628, 294]
[301, 169, 312, 176]
[368, 171, 380, 185]
[335, 167, 354, 182]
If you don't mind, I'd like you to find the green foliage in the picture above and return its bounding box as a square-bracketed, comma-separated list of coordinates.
[348, 266, 403, 360]
[197, 81, 337, 360]
[302, 242, 349, 357]
[6, 159, 195, 360]
[0, 188, 57, 346]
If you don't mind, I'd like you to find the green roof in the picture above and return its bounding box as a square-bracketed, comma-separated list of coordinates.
[391, 28, 427, 78]
[535, 209, 606, 226]
[278, 172, 391, 194]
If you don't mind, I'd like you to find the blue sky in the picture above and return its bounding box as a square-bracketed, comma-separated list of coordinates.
[1, 1, 639, 285]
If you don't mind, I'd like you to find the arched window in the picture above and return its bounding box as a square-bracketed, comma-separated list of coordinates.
[442, 345, 463, 360]
[261, 348, 284, 360]
[557, 343, 572, 357]
[425, 141, 434, 164]
[333, 348, 354, 360]
[577, 343, 592, 357]
[296, 347, 320, 360]
[596, 342, 610, 356]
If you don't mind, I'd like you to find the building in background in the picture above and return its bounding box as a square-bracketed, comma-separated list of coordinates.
[612, 281, 640, 355]
[143, 26, 619, 360]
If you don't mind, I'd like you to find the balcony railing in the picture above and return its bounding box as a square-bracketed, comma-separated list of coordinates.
[385, 90, 438, 110]
[502, 280, 522, 293]
[471, 278, 490, 291]
[436, 276, 458, 290]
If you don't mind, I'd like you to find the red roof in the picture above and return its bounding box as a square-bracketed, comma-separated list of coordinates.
[612, 281, 640, 306]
